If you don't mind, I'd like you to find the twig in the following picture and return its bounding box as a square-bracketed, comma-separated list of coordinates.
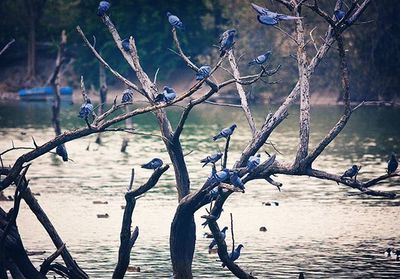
[230, 213, 235, 254]
[0, 38, 15, 56]
[222, 136, 231, 169]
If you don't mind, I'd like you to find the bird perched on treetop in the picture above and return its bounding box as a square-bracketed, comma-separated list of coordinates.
[78, 99, 94, 120]
[222, 244, 244, 267]
[154, 86, 177, 103]
[97, 1, 110, 17]
[141, 158, 163, 170]
[219, 29, 236, 57]
[208, 226, 228, 251]
[248, 52, 272, 66]
[387, 153, 398, 174]
[251, 3, 302, 26]
[196, 65, 211, 80]
[121, 89, 134, 103]
[166, 12, 184, 30]
[201, 152, 223, 167]
[56, 144, 68, 162]
[213, 124, 237, 141]
[340, 165, 359, 180]
[121, 38, 130, 52]
[247, 154, 261, 171]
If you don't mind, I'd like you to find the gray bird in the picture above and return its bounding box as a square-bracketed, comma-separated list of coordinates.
[141, 158, 163, 170]
[247, 154, 261, 171]
[212, 169, 230, 184]
[251, 3, 302, 26]
[213, 124, 237, 141]
[219, 29, 236, 57]
[340, 165, 359, 180]
[201, 152, 223, 167]
[78, 99, 94, 120]
[387, 153, 398, 174]
[222, 244, 244, 267]
[56, 144, 68, 162]
[121, 38, 130, 52]
[248, 51, 272, 66]
[196, 65, 211, 80]
[97, 1, 110, 16]
[334, 0, 346, 21]
[154, 86, 177, 103]
[208, 186, 220, 201]
[121, 89, 133, 103]
[208, 226, 228, 250]
[167, 12, 184, 30]
[230, 171, 244, 189]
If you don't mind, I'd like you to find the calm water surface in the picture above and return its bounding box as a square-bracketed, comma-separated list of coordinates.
[0, 102, 399, 278]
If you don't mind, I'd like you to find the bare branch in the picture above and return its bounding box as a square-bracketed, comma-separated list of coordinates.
[0, 38, 15, 56]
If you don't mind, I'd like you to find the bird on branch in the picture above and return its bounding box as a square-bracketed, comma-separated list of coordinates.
[154, 86, 177, 103]
[213, 124, 237, 141]
[219, 29, 236, 57]
[208, 226, 228, 251]
[248, 52, 272, 67]
[340, 165, 360, 181]
[251, 3, 302, 26]
[167, 12, 184, 30]
[121, 38, 130, 52]
[97, 1, 110, 17]
[334, 0, 346, 21]
[229, 171, 245, 190]
[121, 89, 133, 103]
[56, 144, 68, 162]
[387, 153, 398, 174]
[141, 158, 163, 170]
[247, 154, 261, 171]
[201, 152, 223, 167]
[222, 244, 244, 267]
[196, 65, 211, 80]
[78, 99, 94, 120]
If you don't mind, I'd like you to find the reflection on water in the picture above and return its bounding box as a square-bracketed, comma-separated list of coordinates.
[0, 102, 400, 278]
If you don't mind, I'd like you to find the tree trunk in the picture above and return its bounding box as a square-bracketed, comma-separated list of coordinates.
[26, 16, 36, 82]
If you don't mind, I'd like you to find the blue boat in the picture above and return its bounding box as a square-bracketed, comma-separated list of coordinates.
[19, 86, 73, 101]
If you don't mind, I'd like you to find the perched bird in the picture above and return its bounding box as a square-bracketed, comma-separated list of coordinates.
[201, 152, 223, 167]
[212, 169, 230, 184]
[387, 153, 398, 174]
[230, 171, 245, 190]
[78, 99, 94, 120]
[56, 144, 68, 162]
[208, 186, 220, 201]
[196, 65, 211, 80]
[166, 12, 184, 30]
[222, 244, 244, 267]
[247, 154, 261, 171]
[248, 52, 272, 66]
[209, 226, 228, 250]
[121, 89, 134, 103]
[251, 3, 302, 26]
[97, 1, 110, 16]
[334, 0, 345, 21]
[141, 158, 163, 170]
[213, 124, 237, 141]
[340, 165, 359, 180]
[154, 86, 177, 103]
[121, 38, 130, 52]
[219, 29, 236, 57]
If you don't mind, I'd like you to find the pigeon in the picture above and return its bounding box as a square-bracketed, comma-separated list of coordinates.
[248, 51, 272, 66]
[334, 0, 345, 21]
[340, 165, 359, 180]
[121, 89, 133, 103]
[167, 12, 184, 30]
[212, 169, 230, 184]
[251, 3, 302, 26]
[97, 1, 110, 16]
[121, 38, 130, 52]
[154, 86, 177, 103]
[208, 226, 228, 250]
[247, 154, 261, 171]
[141, 158, 163, 170]
[56, 144, 68, 162]
[208, 186, 221, 201]
[229, 171, 244, 189]
[196, 65, 211, 80]
[219, 29, 236, 57]
[78, 99, 94, 120]
[213, 124, 237, 141]
[201, 152, 223, 167]
[387, 153, 398, 174]
[222, 244, 244, 267]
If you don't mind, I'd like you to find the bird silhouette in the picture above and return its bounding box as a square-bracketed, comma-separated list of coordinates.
[222, 244, 244, 267]
[141, 158, 163, 170]
[121, 38, 130, 52]
[208, 226, 228, 251]
[248, 52, 272, 66]
[97, 1, 110, 16]
[334, 0, 346, 21]
[247, 154, 261, 171]
[340, 165, 359, 180]
[154, 86, 177, 103]
[387, 153, 398, 174]
[229, 171, 245, 190]
[299, 272, 305, 279]
[121, 89, 133, 103]
[56, 144, 68, 162]
[251, 3, 302, 26]
[78, 99, 94, 120]
[213, 124, 237, 141]
[167, 12, 184, 30]
[219, 29, 236, 57]
[196, 65, 211, 80]
[201, 152, 223, 167]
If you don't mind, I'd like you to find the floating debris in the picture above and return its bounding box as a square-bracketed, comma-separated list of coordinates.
[127, 266, 141, 272]
[259, 226, 267, 232]
[93, 201, 108, 204]
[97, 213, 109, 218]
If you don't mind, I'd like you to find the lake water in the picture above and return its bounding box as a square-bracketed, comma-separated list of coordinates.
[0, 101, 399, 278]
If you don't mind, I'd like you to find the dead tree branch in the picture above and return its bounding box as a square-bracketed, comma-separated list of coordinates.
[0, 39, 15, 56]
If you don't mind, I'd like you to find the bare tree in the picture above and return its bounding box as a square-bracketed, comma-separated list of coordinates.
[0, 0, 398, 278]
